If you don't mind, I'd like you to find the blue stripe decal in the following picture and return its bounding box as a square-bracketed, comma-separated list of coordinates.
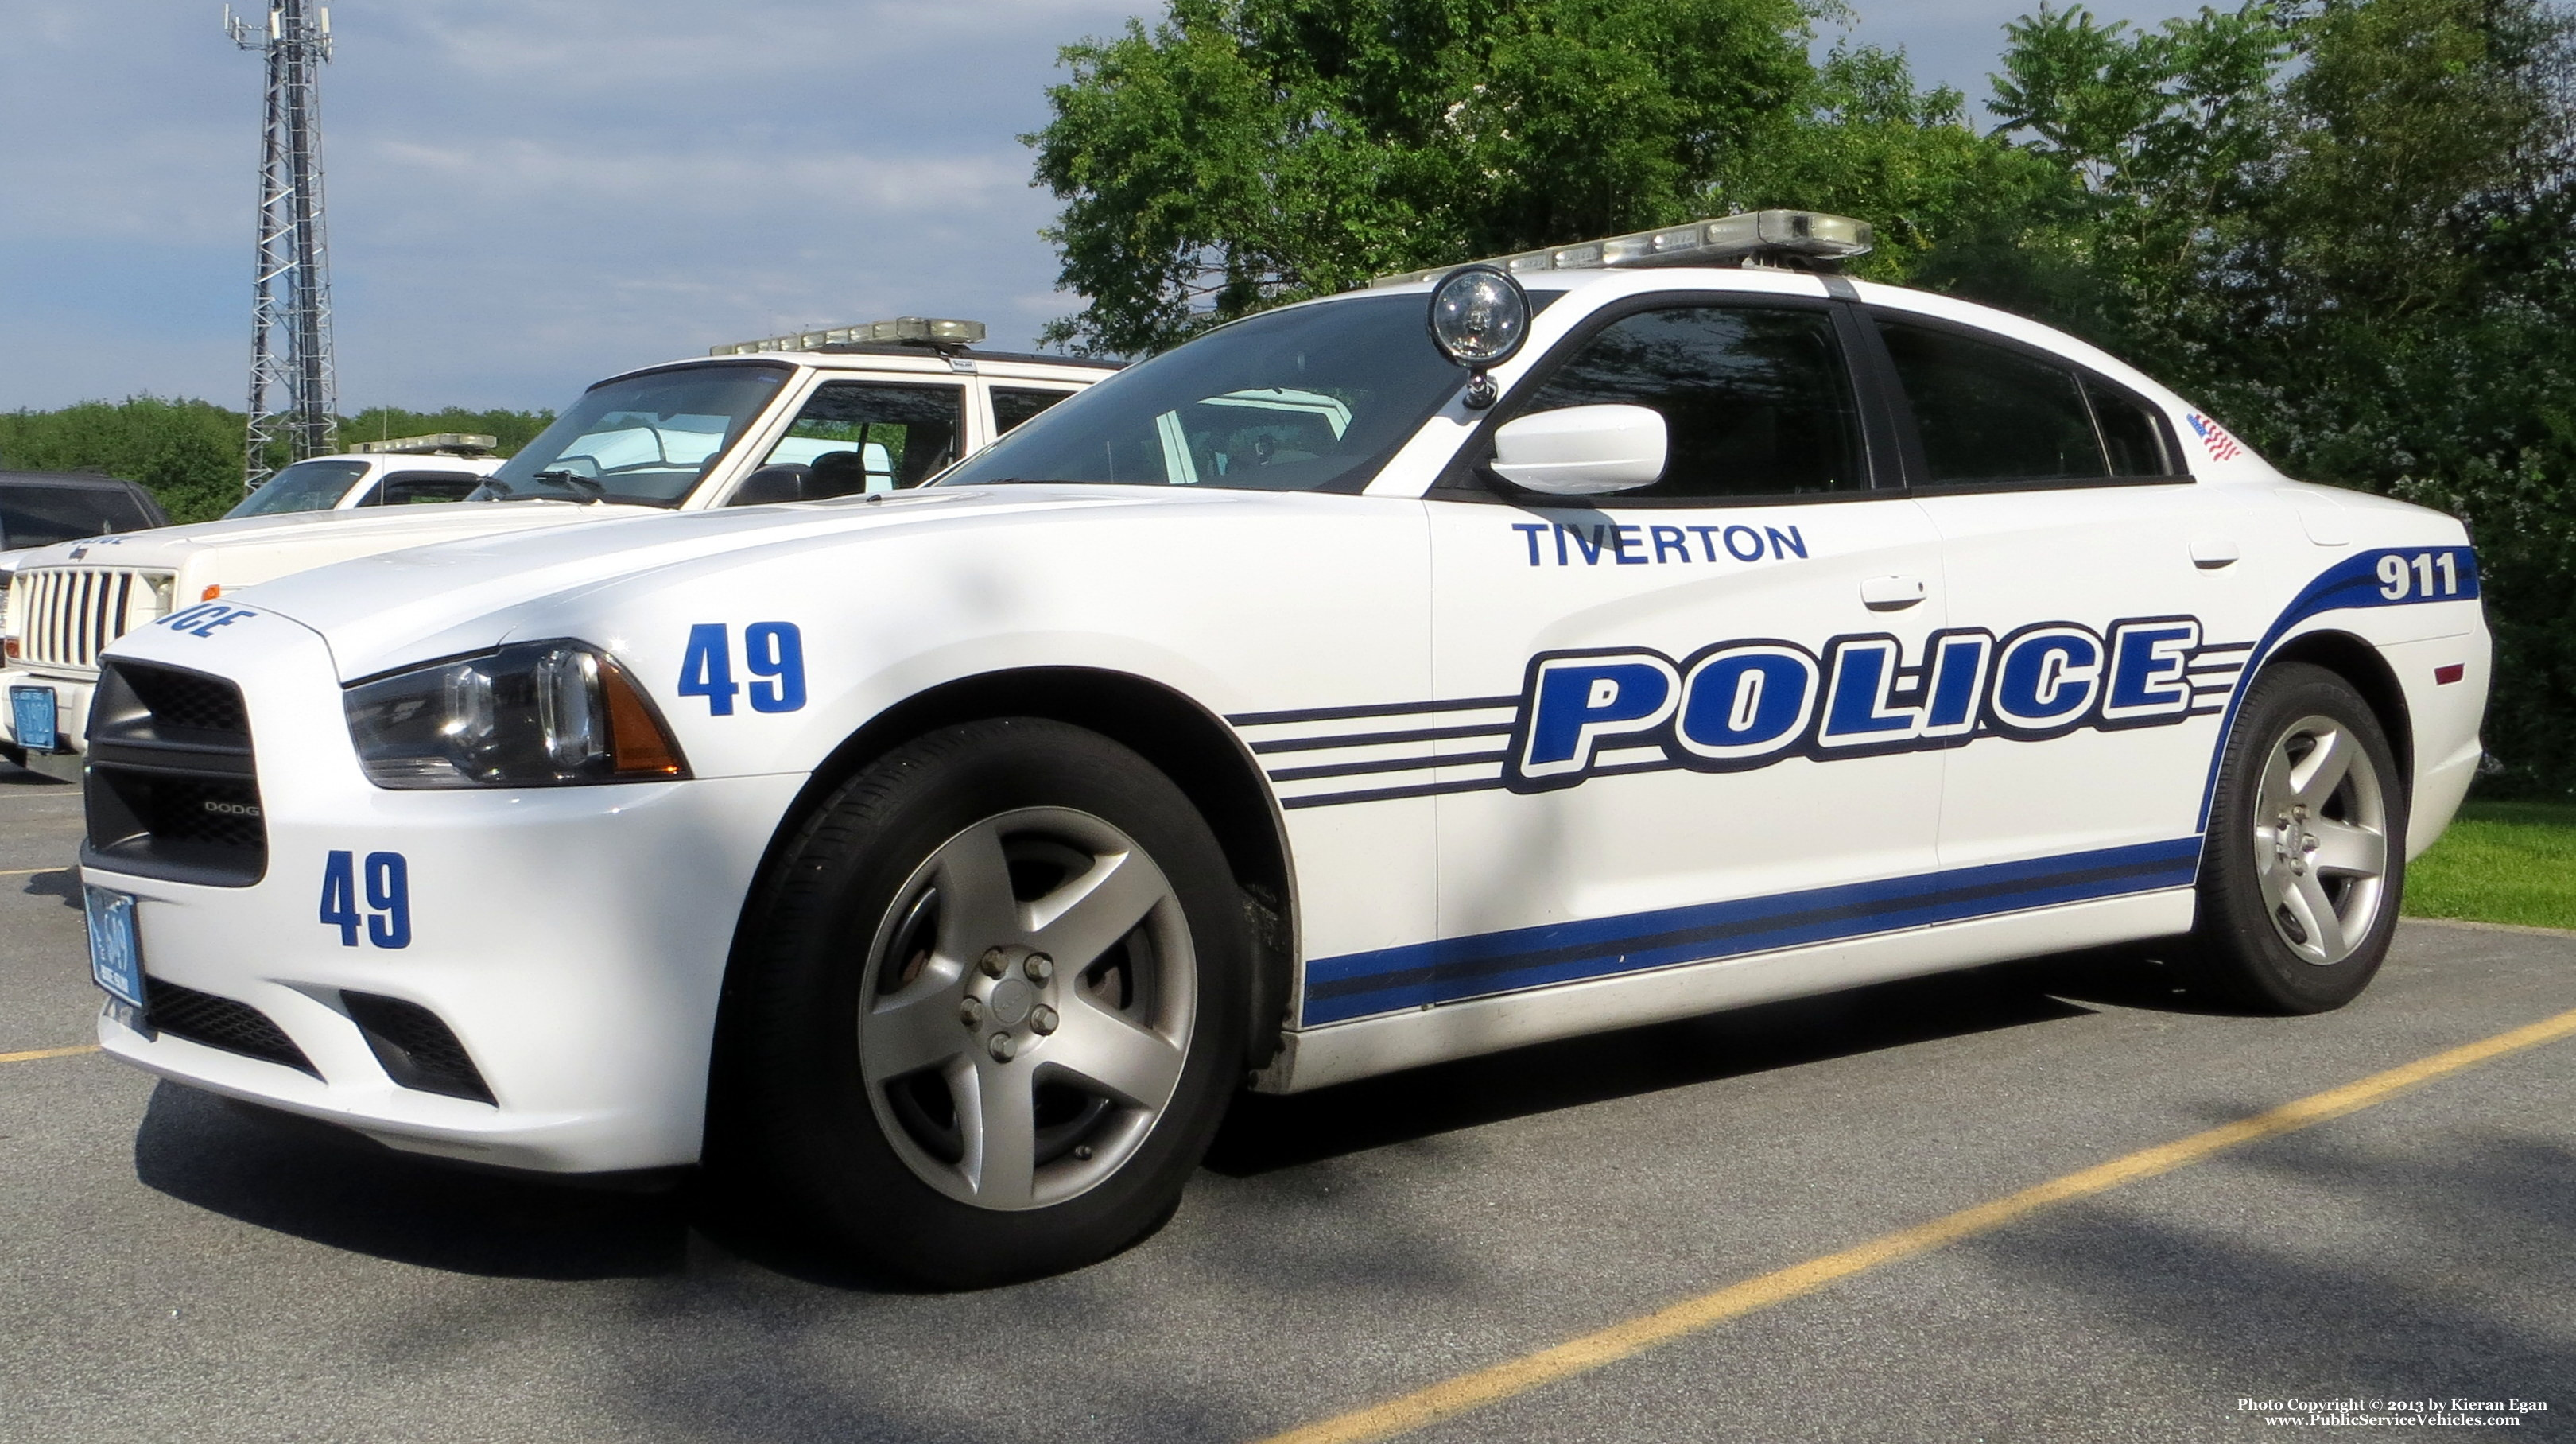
[2191, 545, 2478, 829]
[1302, 837, 2203, 1025]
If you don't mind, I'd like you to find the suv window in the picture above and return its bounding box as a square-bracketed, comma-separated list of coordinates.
[992, 387, 1075, 436]
[227, 459, 370, 518]
[752, 382, 966, 499]
[1878, 320, 2173, 485]
[1, 483, 157, 547]
[367, 472, 485, 506]
[1507, 305, 1866, 499]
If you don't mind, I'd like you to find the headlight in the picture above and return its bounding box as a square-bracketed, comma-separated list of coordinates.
[345, 640, 689, 789]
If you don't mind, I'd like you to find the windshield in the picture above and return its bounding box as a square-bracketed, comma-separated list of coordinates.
[481, 364, 789, 506]
[227, 459, 369, 518]
[937, 294, 1464, 493]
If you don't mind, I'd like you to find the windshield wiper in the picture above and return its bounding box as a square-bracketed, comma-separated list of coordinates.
[530, 468, 607, 499]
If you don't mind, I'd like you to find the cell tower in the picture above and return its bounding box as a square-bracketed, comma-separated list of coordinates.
[227, 1, 337, 487]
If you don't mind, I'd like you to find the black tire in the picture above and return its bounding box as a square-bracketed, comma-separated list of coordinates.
[714, 717, 1248, 1287]
[2186, 662, 2407, 1014]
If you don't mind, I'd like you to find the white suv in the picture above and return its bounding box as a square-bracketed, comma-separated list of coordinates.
[224, 442, 505, 519]
[0, 328, 1115, 778]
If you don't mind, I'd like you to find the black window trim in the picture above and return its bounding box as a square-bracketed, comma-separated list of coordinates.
[1856, 305, 2196, 493]
[1428, 290, 1903, 509]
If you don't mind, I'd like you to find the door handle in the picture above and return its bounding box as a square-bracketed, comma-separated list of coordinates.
[1860, 575, 1928, 611]
[2190, 537, 2240, 569]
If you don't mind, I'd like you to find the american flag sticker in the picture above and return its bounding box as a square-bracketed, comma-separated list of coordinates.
[2187, 413, 2244, 463]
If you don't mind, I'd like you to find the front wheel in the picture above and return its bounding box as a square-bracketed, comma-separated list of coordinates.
[2186, 662, 2406, 1013]
[715, 718, 1249, 1287]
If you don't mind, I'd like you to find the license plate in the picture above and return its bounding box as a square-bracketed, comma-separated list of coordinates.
[85, 886, 146, 1011]
[9, 685, 57, 751]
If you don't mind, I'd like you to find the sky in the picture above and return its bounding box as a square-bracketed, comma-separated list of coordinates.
[0, 0, 2207, 417]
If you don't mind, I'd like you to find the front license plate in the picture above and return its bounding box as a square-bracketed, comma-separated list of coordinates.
[10, 685, 58, 751]
[85, 886, 146, 1011]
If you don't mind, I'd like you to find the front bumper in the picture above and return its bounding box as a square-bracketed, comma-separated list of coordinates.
[85, 615, 808, 1173]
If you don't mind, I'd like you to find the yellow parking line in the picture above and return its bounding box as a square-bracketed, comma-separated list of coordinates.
[1259, 1005, 2576, 1444]
[0, 1044, 100, 1064]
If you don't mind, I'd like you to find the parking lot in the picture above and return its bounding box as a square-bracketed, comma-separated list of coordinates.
[4, 756, 2572, 1442]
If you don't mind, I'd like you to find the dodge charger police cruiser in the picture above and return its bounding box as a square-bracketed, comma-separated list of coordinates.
[78, 212, 2489, 1285]
[0, 320, 1112, 778]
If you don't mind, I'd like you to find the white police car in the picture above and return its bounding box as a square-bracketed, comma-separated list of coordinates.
[80, 212, 2489, 1284]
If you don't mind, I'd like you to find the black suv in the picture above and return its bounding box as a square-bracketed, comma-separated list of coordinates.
[0, 471, 168, 552]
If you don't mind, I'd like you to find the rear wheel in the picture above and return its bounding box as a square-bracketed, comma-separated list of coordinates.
[717, 718, 1248, 1286]
[2187, 662, 2405, 1013]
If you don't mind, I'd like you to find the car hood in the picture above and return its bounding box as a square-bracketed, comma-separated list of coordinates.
[232, 486, 1197, 680]
[6, 499, 648, 582]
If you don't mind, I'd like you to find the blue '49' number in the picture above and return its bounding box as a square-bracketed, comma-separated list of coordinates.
[321, 850, 411, 949]
[679, 622, 805, 716]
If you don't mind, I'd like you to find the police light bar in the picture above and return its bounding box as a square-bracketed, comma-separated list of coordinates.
[1368, 210, 1873, 289]
[347, 433, 498, 456]
[709, 316, 988, 355]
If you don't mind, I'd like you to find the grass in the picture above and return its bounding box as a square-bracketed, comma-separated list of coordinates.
[2404, 798, 2576, 930]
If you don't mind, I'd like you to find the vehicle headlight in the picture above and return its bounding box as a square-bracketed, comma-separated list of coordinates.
[344, 640, 689, 789]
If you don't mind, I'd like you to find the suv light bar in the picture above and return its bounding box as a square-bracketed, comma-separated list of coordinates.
[347, 433, 497, 456]
[710, 316, 988, 356]
[1369, 210, 1872, 289]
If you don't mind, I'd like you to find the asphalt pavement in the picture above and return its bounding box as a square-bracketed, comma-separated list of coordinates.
[3, 755, 2570, 1443]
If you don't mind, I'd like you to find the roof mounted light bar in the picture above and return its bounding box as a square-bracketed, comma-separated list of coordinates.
[709, 316, 988, 356]
[347, 433, 497, 456]
[1368, 209, 1872, 289]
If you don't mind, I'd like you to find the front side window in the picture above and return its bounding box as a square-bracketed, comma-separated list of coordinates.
[1506, 305, 1868, 499]
[938, 294, 1468, 493]
[483, 365, 788, 507]
[226, 459, 370, 518]
[1880, 320, 2169, 486]
[753, 382, 965, 499]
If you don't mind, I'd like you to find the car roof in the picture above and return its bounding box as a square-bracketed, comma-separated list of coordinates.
[592, 347, 1121, 392]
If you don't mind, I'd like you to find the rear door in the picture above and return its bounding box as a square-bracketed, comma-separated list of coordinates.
[1868, 310, 2270, 896]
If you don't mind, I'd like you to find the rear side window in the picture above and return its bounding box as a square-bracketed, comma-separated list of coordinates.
[1510, 305, 1867, 499]
[1878, 320, 2176, 486]
[2085, 378, 2173, 476]
[0, 485, 155, 548]
[367, 472, 483, 506]
[991, 387, 1076, 436]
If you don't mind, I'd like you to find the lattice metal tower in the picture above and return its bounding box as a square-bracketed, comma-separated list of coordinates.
[227, 1, 337, 487]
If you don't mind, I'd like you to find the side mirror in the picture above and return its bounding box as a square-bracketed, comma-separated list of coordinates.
[1488, 404, 1667, 495]
[728, 463, 810, 507]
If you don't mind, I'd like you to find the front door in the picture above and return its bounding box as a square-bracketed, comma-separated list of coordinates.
[1341, 298, 1955, 1023]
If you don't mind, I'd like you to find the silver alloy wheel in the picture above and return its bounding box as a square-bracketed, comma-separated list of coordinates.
[2249, 712, 2391, 967]
[856, 806, 1195, 1210]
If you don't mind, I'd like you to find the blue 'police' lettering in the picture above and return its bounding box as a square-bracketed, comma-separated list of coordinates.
[1819, 639, 1922, 746]
[1675, 646, 1816, 763]
[1517, 654, 1679, 781]
[1992, 627, 2104, 732]
[2103, 619, 2199, 722]
[1923, 632, 1993, 736]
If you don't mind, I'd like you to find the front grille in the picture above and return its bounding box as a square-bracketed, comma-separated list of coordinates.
[343, 992, 496, 1104]
[145, 976, 317, 1076]
[14, 567, 170, 670]
[84, 659, 266, 887]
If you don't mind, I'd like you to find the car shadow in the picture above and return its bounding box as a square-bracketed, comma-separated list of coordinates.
[134, 1081, 692, 1280]
[21, 866, 81, 910]
[1205, 958, 2131, 1178]
[128, 945, 2245, 1287]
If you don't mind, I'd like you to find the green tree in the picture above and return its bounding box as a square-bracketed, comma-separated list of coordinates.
[1949, 0, 2576, 794]
[1031, 0, 1832, 354]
